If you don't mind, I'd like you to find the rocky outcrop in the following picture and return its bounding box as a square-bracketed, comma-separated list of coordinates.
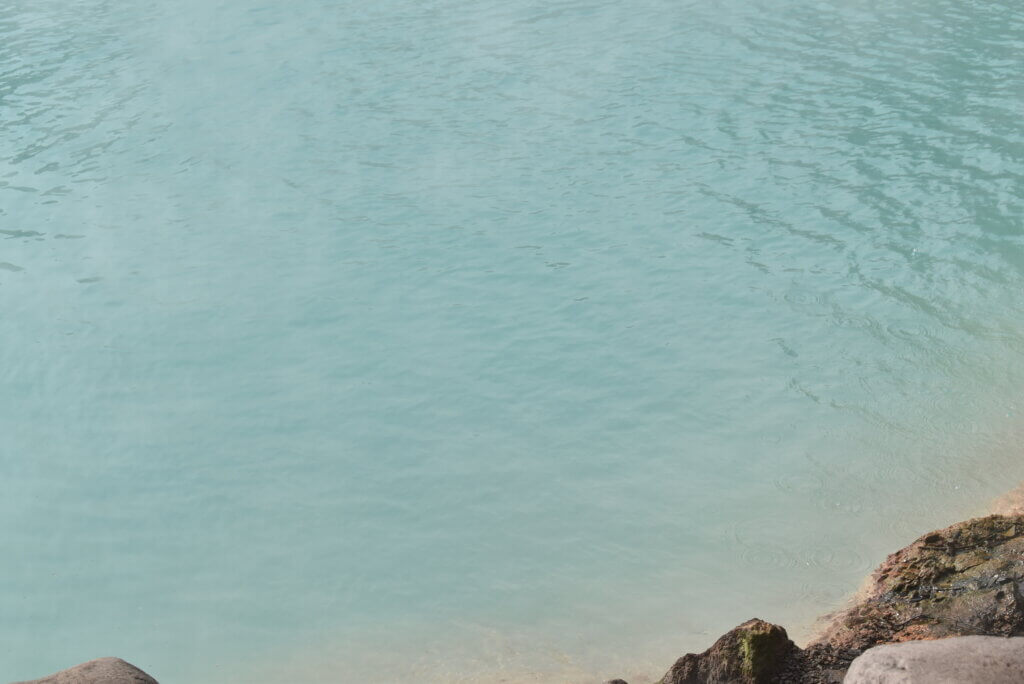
[843, 635, 1024, 683]
[652, 514, 1024, 683]
[10, 657, 158, 684]
[657, 619, 796, 684]
[815, 514, 1024, 650]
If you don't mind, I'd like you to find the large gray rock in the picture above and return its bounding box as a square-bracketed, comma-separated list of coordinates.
[843, 636, 1024, 683]
[10, 657, 158, 684]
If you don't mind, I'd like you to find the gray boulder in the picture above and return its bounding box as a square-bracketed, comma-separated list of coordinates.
[843, 636, 1024, 683]
[10, 658, 158, 684]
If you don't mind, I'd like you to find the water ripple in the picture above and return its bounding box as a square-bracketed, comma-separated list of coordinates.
[2, 0, 1024, 682]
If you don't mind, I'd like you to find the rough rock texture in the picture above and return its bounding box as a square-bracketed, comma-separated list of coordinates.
[10, 657, 158, 684]
[651, 514, 1024, 684]
[843, 636, 1024, 683]
[815, 515, 1024, 651]
[773, 643, 863, 684]
[658, 619, 797, 684]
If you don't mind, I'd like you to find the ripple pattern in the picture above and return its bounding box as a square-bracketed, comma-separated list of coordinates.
[1, 0, 1023, 682]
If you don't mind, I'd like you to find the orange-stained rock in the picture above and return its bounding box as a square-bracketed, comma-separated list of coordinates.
[814, 514, 1024, 652]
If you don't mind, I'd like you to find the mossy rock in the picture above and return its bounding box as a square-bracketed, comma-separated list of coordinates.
[658, 618, 794, 684]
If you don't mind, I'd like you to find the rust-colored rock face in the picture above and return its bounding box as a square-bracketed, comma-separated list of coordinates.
[658, 618, 796, 684]
[814, 514, 1024, 651]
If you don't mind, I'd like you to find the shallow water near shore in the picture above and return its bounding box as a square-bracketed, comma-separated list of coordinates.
[2, 0, 1024, 681]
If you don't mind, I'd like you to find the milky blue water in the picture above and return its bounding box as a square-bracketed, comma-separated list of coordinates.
[2, 0, 1024, 681]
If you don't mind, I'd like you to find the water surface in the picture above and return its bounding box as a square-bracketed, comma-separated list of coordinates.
[2, 0, 1024, 681]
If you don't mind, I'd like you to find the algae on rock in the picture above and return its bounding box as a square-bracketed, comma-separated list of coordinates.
[657, 618, 795, 684]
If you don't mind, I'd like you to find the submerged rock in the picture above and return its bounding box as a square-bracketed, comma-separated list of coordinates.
[657, 618, 796, 684]
[843, 635, 1024, 683]
[990, 483, 1024, 517]
[10, 657, 158, 684]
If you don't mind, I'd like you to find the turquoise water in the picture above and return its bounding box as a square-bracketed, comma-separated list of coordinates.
[2, 0, 1024, 681]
